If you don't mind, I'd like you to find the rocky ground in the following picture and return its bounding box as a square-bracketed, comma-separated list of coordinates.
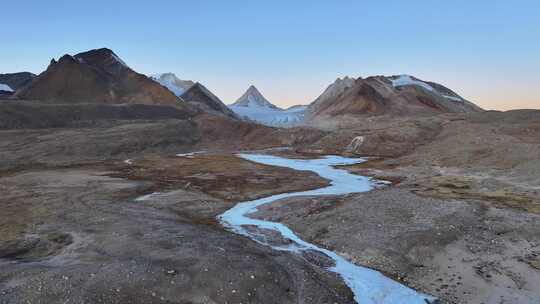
[251, 109, 540, 303]
[0, 153, 352, 304]
[251, 183, 540, 304]
[0, 101, 349, 304]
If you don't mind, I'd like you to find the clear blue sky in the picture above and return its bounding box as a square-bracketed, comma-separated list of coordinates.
[1, 0, 539, 110]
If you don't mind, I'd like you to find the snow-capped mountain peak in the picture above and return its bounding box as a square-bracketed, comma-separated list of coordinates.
[150, 73, 195, 97]
[231, 85, 279, 109]
[228, 85, 305, 127]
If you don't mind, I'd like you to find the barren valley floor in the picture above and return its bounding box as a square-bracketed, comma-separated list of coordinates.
[0, 100, 539, 304]
[1, 148, 539, 303]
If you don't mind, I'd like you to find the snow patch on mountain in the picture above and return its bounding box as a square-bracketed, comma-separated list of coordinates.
[0, 83, 13, 92]
[391, 75, 434, 92]
[390, 75, 463, 102]
[441, 95, 463, 102]
[151, 73, 195, 97]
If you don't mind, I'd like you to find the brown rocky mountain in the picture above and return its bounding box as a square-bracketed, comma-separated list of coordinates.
[306, 76, 355, 116]
[306, 75, 482, 126]
[15, 48, 182, 106]
[180, 82, 238, 119]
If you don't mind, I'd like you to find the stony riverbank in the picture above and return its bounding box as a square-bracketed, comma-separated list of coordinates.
[250, 161, 540, 304]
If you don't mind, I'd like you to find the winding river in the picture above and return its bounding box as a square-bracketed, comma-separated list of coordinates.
[219, 154, 434, 304]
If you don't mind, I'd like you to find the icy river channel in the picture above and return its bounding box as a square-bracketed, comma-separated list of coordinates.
[219, 154, 434, 304]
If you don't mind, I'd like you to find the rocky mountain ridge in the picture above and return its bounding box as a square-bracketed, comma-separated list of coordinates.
[305, 74, 482, 127]
[181, 82, 238, 119]
[15, 48, 182, 106]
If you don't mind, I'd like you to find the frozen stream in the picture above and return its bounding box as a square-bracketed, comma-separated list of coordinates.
[219, 154, 434, 304]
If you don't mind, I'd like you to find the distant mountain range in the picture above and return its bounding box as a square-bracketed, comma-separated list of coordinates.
[1, 47, 482, 127]
[226, 74, 481, 127]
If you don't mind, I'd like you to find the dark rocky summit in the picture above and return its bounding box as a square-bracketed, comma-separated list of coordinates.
[15, 48, 183, 106]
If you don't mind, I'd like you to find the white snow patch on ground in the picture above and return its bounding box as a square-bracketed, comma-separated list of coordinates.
[219, 154, 434, 304]
[124, 159, 133, 165]
[391, 75, 434, 92]
[176, 151, 205, 158]
[0, 83, 13, 92]
[135, 192, 160, 202]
